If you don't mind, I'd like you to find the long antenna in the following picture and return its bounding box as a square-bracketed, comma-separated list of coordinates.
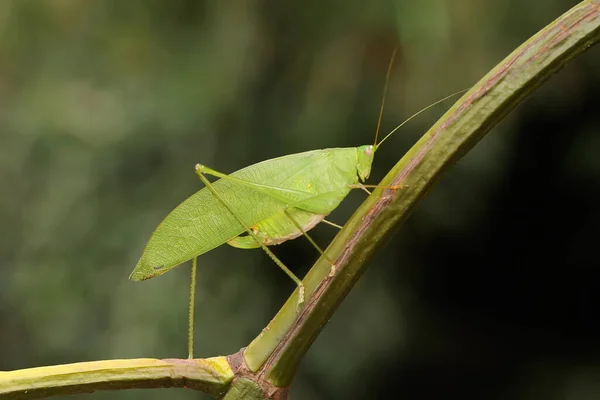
[376, 88, 469, 148]
[373, 48, 398, 146]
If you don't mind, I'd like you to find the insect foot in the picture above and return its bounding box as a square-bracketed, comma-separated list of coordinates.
[297, 284, 305, 310]
[328, 264, 337, 277]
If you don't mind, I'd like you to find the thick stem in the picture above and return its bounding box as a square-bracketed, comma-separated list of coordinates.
[243, 0, 600, 387]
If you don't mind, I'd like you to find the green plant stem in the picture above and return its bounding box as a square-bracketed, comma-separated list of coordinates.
[0, 357, 233, 399]
[244, 0, 600, 387]
[1, 1, 599, 399]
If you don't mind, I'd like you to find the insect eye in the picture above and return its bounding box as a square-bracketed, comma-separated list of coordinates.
[365, 146, 373, 155]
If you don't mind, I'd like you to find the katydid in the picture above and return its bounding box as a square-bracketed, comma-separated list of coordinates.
[130, 50, 465, 358]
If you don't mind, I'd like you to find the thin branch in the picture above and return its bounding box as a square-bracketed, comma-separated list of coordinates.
[0, 358, 233, 399]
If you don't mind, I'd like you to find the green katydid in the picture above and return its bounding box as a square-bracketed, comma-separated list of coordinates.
[130, 50, 465, 358]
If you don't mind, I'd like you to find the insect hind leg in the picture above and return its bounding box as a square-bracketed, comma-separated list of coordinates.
[194, 164, 306, 307]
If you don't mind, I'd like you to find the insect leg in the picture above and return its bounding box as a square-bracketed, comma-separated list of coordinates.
[348, 183, 404, 195]
[322, 219, 343, 230]
[354, 184, 371, 195]
[195, 164, 306, 307]
[360, 183, 404, 189]
[283, 208, 338, 277]
[188, 256, 197, 359]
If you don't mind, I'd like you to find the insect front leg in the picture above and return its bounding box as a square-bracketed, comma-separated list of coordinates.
[348, 182, 404, 194]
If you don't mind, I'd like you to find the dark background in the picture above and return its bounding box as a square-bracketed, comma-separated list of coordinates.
[1, 1, 599, 399]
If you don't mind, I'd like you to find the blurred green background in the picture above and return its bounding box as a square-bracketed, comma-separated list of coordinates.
[2, 1, 600, 399]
